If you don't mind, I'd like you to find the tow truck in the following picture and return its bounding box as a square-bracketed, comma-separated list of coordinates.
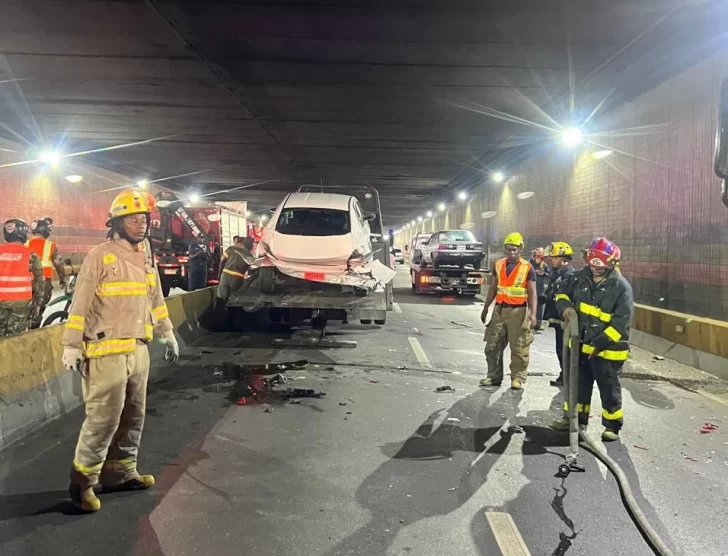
[226, 186, 394, 329]
[408, 231, 484, 296]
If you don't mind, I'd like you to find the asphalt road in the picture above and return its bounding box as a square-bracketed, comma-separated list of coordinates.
[2, 267, 727, 556]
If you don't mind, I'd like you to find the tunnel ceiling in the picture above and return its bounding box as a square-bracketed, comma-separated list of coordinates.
[0, 0, 725, 225]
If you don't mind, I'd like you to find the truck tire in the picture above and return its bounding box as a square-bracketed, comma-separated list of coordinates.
[259, 267, 275, 294]
[374, 317, 386, 325]
[360, 319, 372, 324]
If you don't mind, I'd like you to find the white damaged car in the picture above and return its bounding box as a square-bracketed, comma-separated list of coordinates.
[253, 192, 395, 292]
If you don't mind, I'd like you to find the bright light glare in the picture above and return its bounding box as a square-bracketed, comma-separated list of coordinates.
[39, 150, 61, 166]
[437, 202, 446, 212]
[245, 210, 251, 217]
[411, 220, 416, 225]
[426, 210, 433, 218]
[137, 179, 148, 189]
[417, 216, 423, 222]
[458, 191, 467, 201]
[189, 193, 200, 203]
[492, 171, 505, 183]
[260, 214, 269, 222]
[65, 175, 83, 183]
[561, 127, 583, 148]
[592, 149, 613, 159]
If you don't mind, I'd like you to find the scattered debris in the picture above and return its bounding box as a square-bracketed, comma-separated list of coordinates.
[236, 397, 247, 406]
[447, 417, 461, 423]
[369, 380, 380, 384]
[339, 402, 347, 406]
[633, 445, 649, 451]
[281, 388, 326, 399]
[652, 355, 665, 361]
[701, 423, 719, 434]
[264, 373, 288, 387]
[436, 385, 455, 393]
[398, 365, 408, 370]
[399, 519, 405, 524]
[263, 404, 274, 413]
[213, 367, 224, 378]
[200, 350, 213, 354]
[511, 425, 524, 434]
[287, 399, 302, 405]
[685, 456, 698, 463]
[450, 321, 471, 328]
[346, 411, 353, 415]
[448, 487, 458, 491]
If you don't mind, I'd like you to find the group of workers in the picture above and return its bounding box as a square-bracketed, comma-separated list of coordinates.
[480, 232, 634, 443]
[0, 216, 67, 335]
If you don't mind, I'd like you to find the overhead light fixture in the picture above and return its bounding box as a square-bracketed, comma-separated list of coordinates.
[437, 202, 446, 212]
[65, 175, 83, 183]
[411, 220, 416, 225]
[189, 193, 200, 204]
[561, 127, 583, 148]
[458, 191, 468, 201]
[260, 214, 269, 222]
[39, 150, 61, 166]
[517, 191, 535, 200]
[426, 210, 433, 218]
[481, 211, 497, 219]
[491, 171, 505, 183]
[592, 149, 613, 159]
[417, 216, 423, 222]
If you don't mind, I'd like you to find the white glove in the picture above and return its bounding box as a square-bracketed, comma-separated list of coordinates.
[163, 330, 179, 363]
[62, 347, 85, 377]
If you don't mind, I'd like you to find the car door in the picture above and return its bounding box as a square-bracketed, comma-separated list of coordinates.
[422, 233, 437, 262]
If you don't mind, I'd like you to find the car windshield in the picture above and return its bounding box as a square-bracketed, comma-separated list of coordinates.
[275, 208, 351, 236]
[437, 230, 476, 242]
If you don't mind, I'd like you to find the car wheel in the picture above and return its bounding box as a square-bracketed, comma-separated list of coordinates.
[259, 267, 275, 294]
[360, 319, 372, 324]
[374, 318, 386, 325]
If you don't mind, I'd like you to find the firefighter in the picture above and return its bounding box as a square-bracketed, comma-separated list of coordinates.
[549, 237, 633, 442]
[27, 216, 66, 329]
[542, 242, 575, 386]
[479, 232, 538, 390]
[0, 219, 45, 336]
[529, 247, 550, 331]
[61, 189, 179, 513]
[188, 234, 211, 291]
[217, 236, 256, 302]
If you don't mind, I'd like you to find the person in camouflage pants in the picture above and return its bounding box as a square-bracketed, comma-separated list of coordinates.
[0, 219, 45, 337]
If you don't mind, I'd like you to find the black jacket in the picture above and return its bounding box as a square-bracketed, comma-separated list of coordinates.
[543, 263, 574, 324]
[555, 267, 634, 359]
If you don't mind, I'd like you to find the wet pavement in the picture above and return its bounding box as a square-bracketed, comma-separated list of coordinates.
[2, 268, 728, 555]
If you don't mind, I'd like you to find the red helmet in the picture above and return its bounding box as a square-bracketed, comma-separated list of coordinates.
[586, 237, 619, 269]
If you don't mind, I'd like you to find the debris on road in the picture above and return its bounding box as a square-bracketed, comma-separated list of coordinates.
[448, 487, 458, 491]
[280, 388, 326, 399]
[634, 445, 649, 451]
[511, 425, 524, 434]
[263, 404, 274, 413]
[447, 417, 460, 423]
[436, 385, 455, 393]
[369, 380, 379, 384]
[701, 423, 719, 434]
[652, 355, 666, 361]
[685, 456, 698, 463]
[339, 402, 347, 406]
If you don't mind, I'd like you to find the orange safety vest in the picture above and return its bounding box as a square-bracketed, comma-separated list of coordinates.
[0, 243, 33, 301]
[495, 257, 530, 306]
[27, 236, 55, 279]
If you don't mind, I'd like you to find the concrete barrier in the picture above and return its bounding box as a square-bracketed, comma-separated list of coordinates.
[0, 288, 216, 450]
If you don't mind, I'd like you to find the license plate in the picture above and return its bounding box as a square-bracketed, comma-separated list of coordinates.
[457, 244, 466, 250]
[164, 269, 178, 275]
[304, 271, 326, 281]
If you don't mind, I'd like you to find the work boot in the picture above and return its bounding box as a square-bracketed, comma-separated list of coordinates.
[549, 418, 570, 431]
[510, 379, 523, 390]
[101, 474, 155, 493]
[70, 483, 101, 513]
[601, 429, 619, 442]
[479, 377, 501, 387]
[550, 375, 564, 387]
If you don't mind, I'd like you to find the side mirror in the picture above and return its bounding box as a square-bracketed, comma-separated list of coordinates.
[715, 78, 728, 206]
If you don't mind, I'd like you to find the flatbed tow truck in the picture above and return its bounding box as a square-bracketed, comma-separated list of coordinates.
[226, 186, 394, 332]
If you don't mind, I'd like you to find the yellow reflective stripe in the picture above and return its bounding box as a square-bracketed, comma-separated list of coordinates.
[497, 286, 527, 296]
[152, 305, 169, 320]
[578, 302, 612, 322]
[42, 240, 53, 262]
[73, 459, 103, 476]
[145, 324, 154, 341]
[555, 293, 570, 302]
[97, 281, 147, 296]
[602, 408, 623, 421]
[65, 321, 84, 331]
[223, 268, 246, 278]
[66, 314, 85, 330]
[146, 272, 157, 288]
[604, 326, 622, 342]
[563, 402, 591, 413]
[83, 338, 137, 358]
[581, 344, 629, 361]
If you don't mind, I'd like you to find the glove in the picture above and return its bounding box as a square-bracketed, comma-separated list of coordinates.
[62, 347, 85, 377]
[163, 330, 179, 363]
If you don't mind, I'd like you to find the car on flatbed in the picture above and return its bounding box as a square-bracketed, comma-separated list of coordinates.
[418, 229, 484, 269]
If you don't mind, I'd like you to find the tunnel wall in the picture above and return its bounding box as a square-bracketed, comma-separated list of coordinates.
[0, 157, 133, 263]
[399, 48, 728, 321]
[0, 287, 215, 451]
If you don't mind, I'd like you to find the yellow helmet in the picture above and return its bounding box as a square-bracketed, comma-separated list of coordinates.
[544, 241, 574, 257]
[504, 232, 524, 248]
[106, 189, 152, 227]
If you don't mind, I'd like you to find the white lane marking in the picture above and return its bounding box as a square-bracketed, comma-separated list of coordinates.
[486, 512, 532, 556]
[697, 389, 728, 408]
[393, 302, 403, 314]
[408, 336, 432, 369]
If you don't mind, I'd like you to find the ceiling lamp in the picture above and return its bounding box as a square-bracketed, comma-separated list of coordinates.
[65, 175, 83, 183]
[517, 191, 535, 200]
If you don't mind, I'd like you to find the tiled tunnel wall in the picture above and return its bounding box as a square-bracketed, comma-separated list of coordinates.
[400, 50, 728, 320]
[0, 160, 130, 263]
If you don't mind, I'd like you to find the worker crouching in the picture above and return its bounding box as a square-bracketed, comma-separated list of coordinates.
[61, 189, 179, 513]
[550, 237, 634, 442]
[479, 232, 538, 390]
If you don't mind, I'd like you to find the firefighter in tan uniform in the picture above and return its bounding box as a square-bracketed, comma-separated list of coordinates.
[61, 189, 180, 513]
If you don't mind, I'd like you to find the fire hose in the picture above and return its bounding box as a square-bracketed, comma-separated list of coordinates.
[559, 318, 675, 556]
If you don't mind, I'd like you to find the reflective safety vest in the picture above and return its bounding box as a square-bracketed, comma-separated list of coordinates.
[27, 236, 55, 279]
[0, 243, 33, 301]
[495, 257, 530, 306]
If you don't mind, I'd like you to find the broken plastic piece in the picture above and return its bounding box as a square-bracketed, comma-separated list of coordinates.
[447, 417, 460, 423]
[436, 385, 455, 393]
[701, 423, 719, 434]
[236, 397, 247, 405]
